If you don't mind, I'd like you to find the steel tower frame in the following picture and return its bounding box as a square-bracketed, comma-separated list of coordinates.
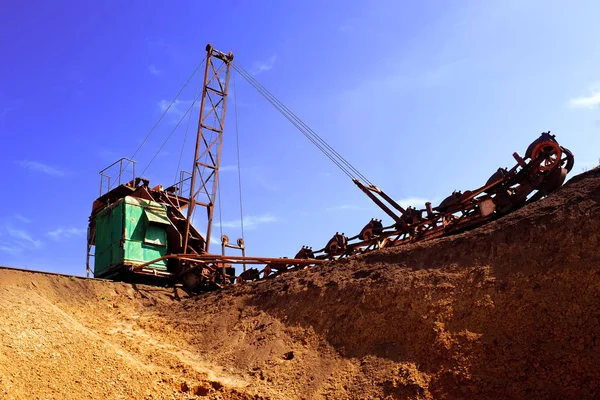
[183, 44, 234, 254]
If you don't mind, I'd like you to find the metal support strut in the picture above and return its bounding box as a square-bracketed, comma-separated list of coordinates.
[183, 44, 234, 254]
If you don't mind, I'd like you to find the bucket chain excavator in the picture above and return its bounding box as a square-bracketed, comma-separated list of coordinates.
[87, 44, 575, 290]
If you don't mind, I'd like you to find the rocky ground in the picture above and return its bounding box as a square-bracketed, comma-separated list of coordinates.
[1, 168, 599, 399]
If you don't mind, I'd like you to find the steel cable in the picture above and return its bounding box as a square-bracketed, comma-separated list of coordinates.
[233, 75, 246, 242]
[140, 91, 203, 176]
[232, 63, 353, 177]
[174, 65, 203, 184]
[124, 57, 206, 173]
[232, 65, 356, 180]
[232, 61, 373, 186]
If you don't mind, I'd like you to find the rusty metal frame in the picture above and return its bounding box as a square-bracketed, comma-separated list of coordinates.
[183, 44, 234, 254]
[134, 254, 323, 269]
[221, 235, 247, 272]
[175, 170, 192, 200]
[99, 158, 136, 196]
[301, 133, 574, 264]
[85, 228, 94, 278]
[88, 157, 138, 278]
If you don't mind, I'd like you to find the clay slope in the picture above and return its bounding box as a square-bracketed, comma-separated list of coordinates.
[1, 167, 599, 399]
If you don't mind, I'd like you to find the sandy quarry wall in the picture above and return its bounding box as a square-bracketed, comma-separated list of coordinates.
[0, 168, 599, 399]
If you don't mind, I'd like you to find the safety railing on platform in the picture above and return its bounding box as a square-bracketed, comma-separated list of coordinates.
[99, 158, 137, 196]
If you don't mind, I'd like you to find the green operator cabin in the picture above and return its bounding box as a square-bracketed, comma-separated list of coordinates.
[94, 196, 171, 277]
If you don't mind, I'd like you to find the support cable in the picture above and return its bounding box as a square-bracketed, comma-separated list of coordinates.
[218, 178, 224, 245]
[232, 66, 355, 180]
[233, 75, 245, 242]
[125, 57, 206, 172]
[244, 65, 369, 183]
[174, 65, 204, 184]
[232, 61, 373, 186]
[234, 67, 359, 181]
[140, 91, 203, 176]
[231, 66, 349, 173]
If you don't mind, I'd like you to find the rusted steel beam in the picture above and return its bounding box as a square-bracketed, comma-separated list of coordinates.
[353, 179, 408, 229]
[132, 254, 324, 271]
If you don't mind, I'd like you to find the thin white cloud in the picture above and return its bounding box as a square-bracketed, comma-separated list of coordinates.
[148, 65, 161, 75]
[158, 99, 182, 114]
[147, 38, 168, 48]
[568, 91, 600, 109]
[219, 165, 238, 172]
[221, 214, 276, 230]
[326, 204, 365, 211]
[339, 18, 359, 33]
[1, 107, 14, 121]
[252, 55, 277, 75]
[327, 198, 433, 213]
[16, 160, 64, 177]
[13, 214, 31, 224]
[0, 245, 22, 256]
[329, 198, 434, 213]
[47, 227, 86, 240]
[339, 59, 471, 129]
[6, 225, 41, 248]
[251, 172, 279, 193]
[396, 197, 431, 209]
[1, 99, 21, 123]
[157, 98, 199, 120]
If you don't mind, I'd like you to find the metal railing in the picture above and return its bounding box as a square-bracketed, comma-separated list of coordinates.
[99, 158, 136, 196]
[174, 170, 192, 197]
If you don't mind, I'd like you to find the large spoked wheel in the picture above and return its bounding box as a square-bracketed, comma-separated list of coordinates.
[531, 141, 562, 171]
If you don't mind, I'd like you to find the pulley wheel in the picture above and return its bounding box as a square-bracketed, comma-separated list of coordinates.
[361, 228, 373, 241]
[329, 243, 339, 254]
[531, 141, 562, 171]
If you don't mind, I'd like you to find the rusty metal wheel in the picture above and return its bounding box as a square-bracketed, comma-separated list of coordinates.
[328, 242, 339, 254]
[531, 140, 562, 171]
[360, 228, 373, 241]
[182, 270, 201, 291]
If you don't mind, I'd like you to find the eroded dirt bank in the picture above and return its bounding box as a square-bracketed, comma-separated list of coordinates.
[1, 168, 599, 399]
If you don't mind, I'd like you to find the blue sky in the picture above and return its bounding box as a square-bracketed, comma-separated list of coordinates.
[1, 0, 599, 276]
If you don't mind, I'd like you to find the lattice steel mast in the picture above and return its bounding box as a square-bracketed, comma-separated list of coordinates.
[183, 44, 234, 254]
